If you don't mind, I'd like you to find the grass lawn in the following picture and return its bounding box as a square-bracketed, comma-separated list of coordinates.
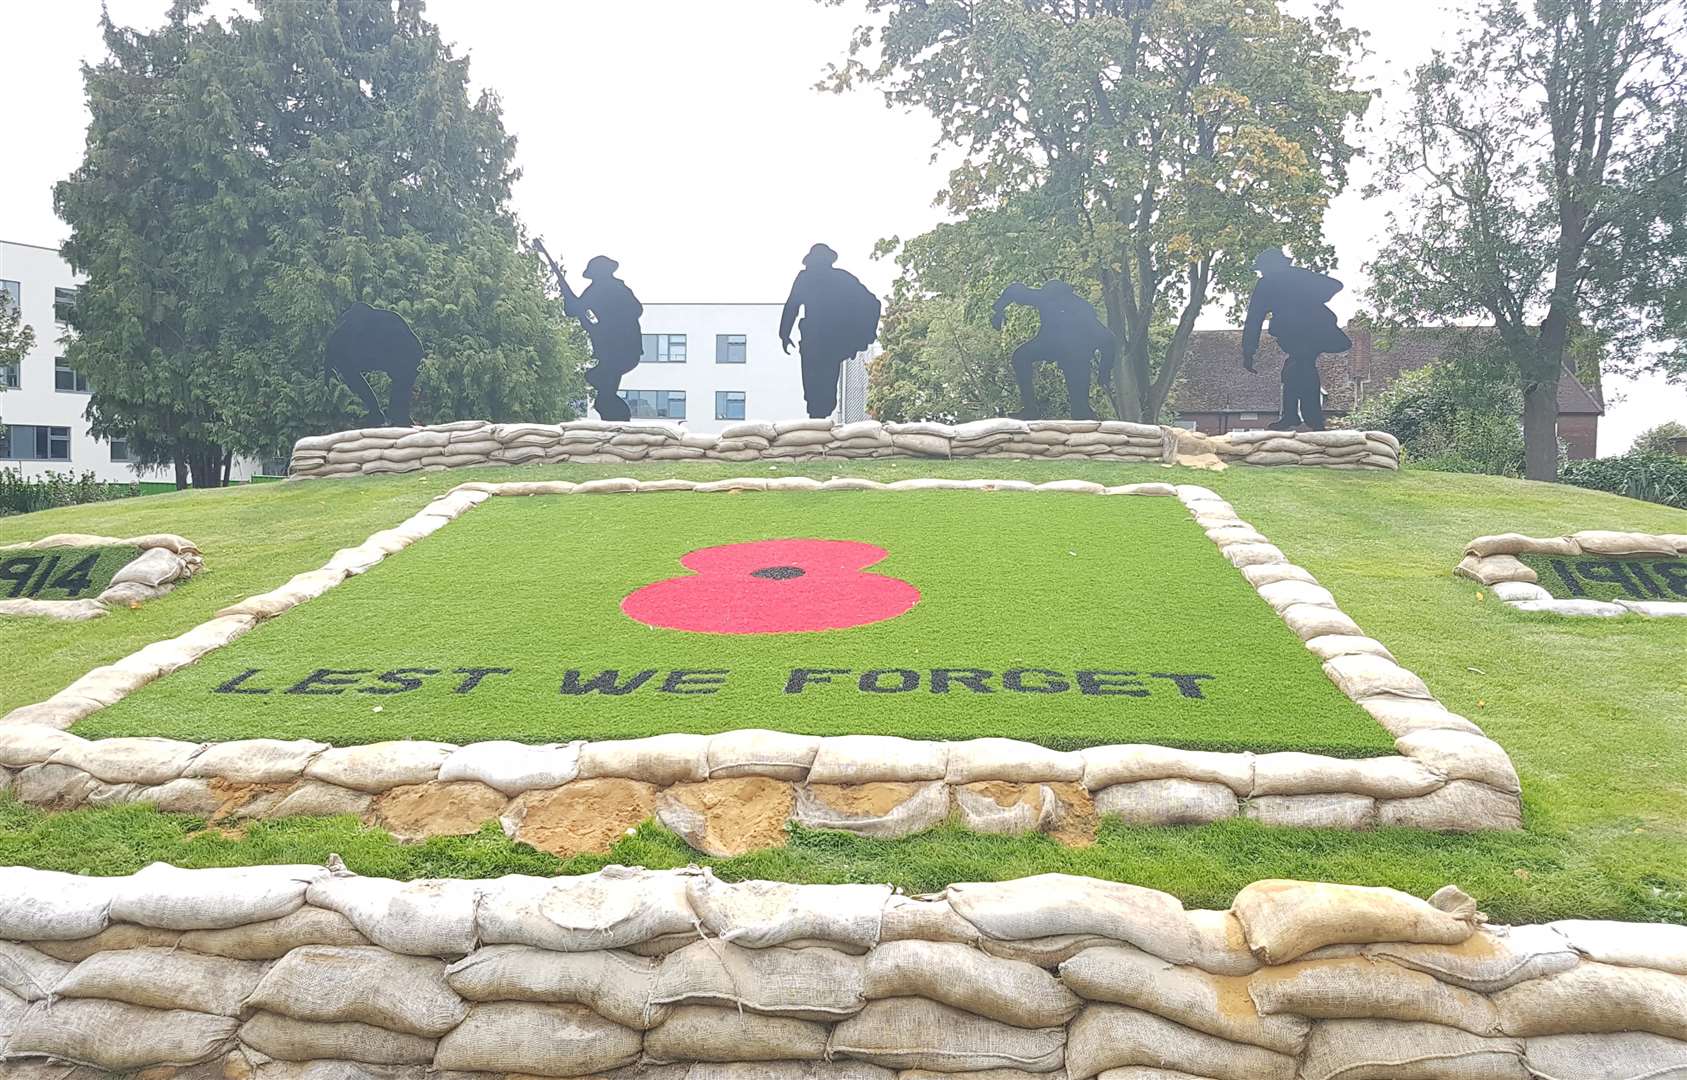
[4, 459, 1685, 923]
[80, 491, 1384, 754]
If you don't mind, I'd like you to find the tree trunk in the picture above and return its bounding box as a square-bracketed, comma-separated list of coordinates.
[187, 446, 225, 489]
[173, 458, 188, 491]
[220, 449, 234, 486]
[1522, 376, 1560, 482]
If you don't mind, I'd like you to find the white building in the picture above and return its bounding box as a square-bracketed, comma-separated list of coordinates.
[621, 302, 868, 433]
[0, 239, 263, 484]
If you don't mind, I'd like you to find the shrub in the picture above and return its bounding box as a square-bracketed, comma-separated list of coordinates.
[1348, 362, 1525, 476]
[1629, 421, 1687, 458]
[0, 469, 141, 517]
[1559, 453, 1687, 510]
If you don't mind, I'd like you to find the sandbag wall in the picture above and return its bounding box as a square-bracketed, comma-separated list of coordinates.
[286, 419, 1402, 478]
[1457, 530, 1687, 617]
[0, 533, 201, 622]
[2, 864, 1685, 1079]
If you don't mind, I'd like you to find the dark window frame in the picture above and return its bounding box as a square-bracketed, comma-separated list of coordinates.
[0, 424, 72, 462]
[641, 333, 688, 364]
[54, 287, 78, 325]
[54, 359, 90, 394]
[715, 390, 746, 421]
[621, 389, 687, 420]
[715, 333, 748, 364]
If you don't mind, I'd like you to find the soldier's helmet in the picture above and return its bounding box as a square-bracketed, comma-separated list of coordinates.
[583, 256, 620, 280]
[803, 243, 839, 269]
[1253, 247, 1291, 272]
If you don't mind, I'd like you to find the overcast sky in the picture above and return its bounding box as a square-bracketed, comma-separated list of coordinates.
[3, 0, 1681, 450]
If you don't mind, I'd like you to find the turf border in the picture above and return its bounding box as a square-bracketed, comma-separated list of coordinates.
[1455, 529, 1687, 617]
[0, 477, 1522, 835]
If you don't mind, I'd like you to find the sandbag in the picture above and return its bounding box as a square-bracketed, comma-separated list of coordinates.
[305, 874, 481, 955]
[806, 736, 949, 783]
[1065, 1004, 1295, 1080]
[177, 906, 369, 959]
[831, 998, 1066, 1073]
[28, 922, 181, 962]
[433, 1000, 642, 1075]
[879, 896, 981, 945]
[577, 734, 711, 784]
[946, 875, 1195, 964]
[183, 739, 328, 784]
[691, 1065, 896, 1080]
[645, 1004, 829, 1063]
[1230, 880, 1476, 964]
[1571, 530, 1679, 557]
[246, 945, 467, 1036]
[110, 862, 323, 930]
[1362, 924, 1580, 992]
[55, 947, 263, 1016]
[303, 742, 454, 792]
[445, 944, 665, 1029]
[945, 739, 1084, 784]
[1549, 918, 1687, 975]
[438, 740, 580, 794]
[238, 1011, 437, 1065]
[477, 866, 698, 951]
[1061, 945, 1306, 1054]
[866, 939, 1081, 1027]
[1297, 1019, 1526, 1080]
[1247, 954, 1499, 1034]
[1493, 962, 1687, 1040]
[651, 939, 864, 1019]
[686, 870, 891, 949]
[707, 729, 822, 780]
[6, 998, 238, 1070]
[1523, 1031, 1687, 1080]
[796, 781, 953, 839]
[0, 942, 70, 1001]
[1184, 909, 1263, 977]
[0, 866, 117, 940]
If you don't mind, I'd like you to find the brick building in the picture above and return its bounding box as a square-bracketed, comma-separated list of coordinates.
[1171, 326, 1604, 458]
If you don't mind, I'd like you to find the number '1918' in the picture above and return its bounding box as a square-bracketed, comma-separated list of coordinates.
[0, 554, 102, 599]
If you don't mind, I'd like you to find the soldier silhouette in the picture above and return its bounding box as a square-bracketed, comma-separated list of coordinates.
[779, 244, 883, 418]
[325, 302, 423, 427]
[1241, 248, 1351, 431]
[535, 241, 642, 422]
[991, 281, 1118, 421]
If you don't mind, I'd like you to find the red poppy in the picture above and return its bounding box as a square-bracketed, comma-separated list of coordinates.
[622, 539, 919, 634]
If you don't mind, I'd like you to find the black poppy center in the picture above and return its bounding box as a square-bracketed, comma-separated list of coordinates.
[751, 565, 806, 581]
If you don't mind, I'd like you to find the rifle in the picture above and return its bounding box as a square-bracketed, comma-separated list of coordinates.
[530, 238, 588, 325]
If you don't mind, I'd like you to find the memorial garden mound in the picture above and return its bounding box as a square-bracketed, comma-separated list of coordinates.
[76, 491, 1390, 755]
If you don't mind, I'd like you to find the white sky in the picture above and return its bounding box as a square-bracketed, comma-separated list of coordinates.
[3, 0, 1681, 450]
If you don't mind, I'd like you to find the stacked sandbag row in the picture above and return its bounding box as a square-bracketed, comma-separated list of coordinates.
[286, 419, 1402, 478]
[2, 864, 1684, 1079]
[1457, 530, 1687, 618]
[0, 534, 201, 622]
[0, 716, 1520, 853]
[1176, 484, 1522, 832]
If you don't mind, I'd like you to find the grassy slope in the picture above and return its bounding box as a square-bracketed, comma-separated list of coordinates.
[82, 491, 1383, 754]
[3, 460, 1685, 922]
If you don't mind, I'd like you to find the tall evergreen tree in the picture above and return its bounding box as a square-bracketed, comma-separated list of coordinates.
[55, 0, 584, 487]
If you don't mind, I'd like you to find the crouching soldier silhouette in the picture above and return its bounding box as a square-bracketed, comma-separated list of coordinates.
[325, 302, 423, 427]
[535, 240, 642, 422]
[780, 244, 883, 418]
[991, 281, 1118, 421]
[1242, 248, 1352, 432]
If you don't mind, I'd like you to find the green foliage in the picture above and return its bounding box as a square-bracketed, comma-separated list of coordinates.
[1365, 0, 1687, 481]
[1630, 421, 1687, 458]
[0, 290, 33, 399]
[828, 0, 1369, 422]
[1348, 358, 1525, 476]
[53, 0, 586, 487]
[1560, 453, 1687, 510]
[0, 469, 140, 518]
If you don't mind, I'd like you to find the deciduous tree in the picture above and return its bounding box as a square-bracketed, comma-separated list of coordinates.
[1367, 0, 1687, 481]
[823, 0, 1369, 423]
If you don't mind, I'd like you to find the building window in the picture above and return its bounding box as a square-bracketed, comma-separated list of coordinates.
[0, 280, 18, 314]
[716, 334, 747, 364]
[109, 438, 130, 463]
[715, 391, 746, 421]
[622, 389, 686, 419]
[54, 287, 78, 325]
[641, 334, 687, 363]
[55, 359, 90, 393]
[0, 425, 72, 461]
[0, 363, 17, 390]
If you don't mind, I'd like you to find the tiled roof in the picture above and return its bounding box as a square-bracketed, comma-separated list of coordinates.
[1173, 327, 1605, 416]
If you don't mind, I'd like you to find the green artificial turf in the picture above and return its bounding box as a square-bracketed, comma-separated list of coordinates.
[0, 545, 139, 602]
[4, 458, 1685, 923]
[82, 491, 1384, 754]
[1516, 551, 1687, 602]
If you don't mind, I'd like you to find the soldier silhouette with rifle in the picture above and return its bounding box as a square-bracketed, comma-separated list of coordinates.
[779, 244, 883, 419]
[533, 239, 643, 422]
[991, 280, 1118, 421]
[1241, 248, 1351, 432]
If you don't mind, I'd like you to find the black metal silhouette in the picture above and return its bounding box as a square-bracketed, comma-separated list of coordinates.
[325, 302, 423, 427]
[780, 244, 883, 418]
[1241, 248, 1352, 431]
[535, 240, 643, 422]
[991, 281, 1118, 421]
